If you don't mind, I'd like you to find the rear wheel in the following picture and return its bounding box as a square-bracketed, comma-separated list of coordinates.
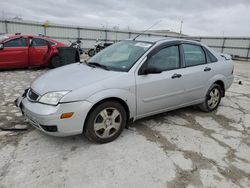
[49, 56, 61, 68]
[84, 101, 127, 143]
[199, 83, 222, 112]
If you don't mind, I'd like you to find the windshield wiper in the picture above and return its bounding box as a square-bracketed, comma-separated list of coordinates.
[87, 62, 110, 70]
[82, 60, 96, 68]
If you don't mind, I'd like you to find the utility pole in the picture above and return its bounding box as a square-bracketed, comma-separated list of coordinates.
[179, 20, 183, 36]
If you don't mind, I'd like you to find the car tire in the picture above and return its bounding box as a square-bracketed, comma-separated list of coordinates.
[84, 101, 127, 143]
[88, 49, 95, 57]
[198, 83, 222, 112]
[49, 56, 61, 68]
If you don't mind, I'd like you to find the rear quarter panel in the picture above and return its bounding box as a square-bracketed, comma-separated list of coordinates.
[205, 58, 234, 94]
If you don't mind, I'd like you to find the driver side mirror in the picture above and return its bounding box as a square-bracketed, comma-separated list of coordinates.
[0, 43, 3, 50]
[142, 66, 162, 75]
[139, 57, 162, 75]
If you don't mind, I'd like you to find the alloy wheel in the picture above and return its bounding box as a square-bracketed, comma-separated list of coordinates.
[93, 108, 122, 139]
[207, 88, 220, 109]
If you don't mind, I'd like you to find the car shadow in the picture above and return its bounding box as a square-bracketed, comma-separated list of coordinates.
[130, 106, 200, 127]
[21, 106, 204, 146]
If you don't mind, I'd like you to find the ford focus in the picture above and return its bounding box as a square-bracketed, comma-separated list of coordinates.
[15, 37, 234, 143]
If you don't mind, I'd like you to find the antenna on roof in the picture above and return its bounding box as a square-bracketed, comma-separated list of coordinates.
[133, 20, 162, 41]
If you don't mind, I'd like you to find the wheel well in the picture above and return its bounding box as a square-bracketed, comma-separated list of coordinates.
[48, 55, 59, 67]
[49, 54, 58, 62]
[214, 80, 225, 97]
[83, 97, 130, 132]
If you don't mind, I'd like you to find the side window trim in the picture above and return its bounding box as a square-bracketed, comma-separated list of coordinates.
[181, 43, 207, 68]
[30, 37, 36, 47]
[138, 43, 182, 75]
[179, 44, 185, 68]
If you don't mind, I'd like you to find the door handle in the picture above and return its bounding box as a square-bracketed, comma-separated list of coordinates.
[204, 67, 211, 72]
[171, 73, 182, 79]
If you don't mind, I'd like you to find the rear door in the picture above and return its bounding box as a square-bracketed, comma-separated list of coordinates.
[0, 37, 28, 69]
[180, 43, 214, 102]
[29, 38, 51, 66]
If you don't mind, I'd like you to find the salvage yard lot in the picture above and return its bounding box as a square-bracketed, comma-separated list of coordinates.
[0, 61, 250, 188]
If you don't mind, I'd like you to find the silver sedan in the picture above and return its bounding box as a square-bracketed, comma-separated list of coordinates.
[16, 37, 234, 143]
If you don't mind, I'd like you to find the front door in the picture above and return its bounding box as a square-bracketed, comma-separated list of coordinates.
[136, 45, 186, 118]
[0, 37, 28, 69]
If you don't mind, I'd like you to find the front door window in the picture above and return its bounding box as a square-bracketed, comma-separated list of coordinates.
[147, 45, 180, 71]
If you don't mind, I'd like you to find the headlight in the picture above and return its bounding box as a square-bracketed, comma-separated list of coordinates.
[39, 91, 70, 105]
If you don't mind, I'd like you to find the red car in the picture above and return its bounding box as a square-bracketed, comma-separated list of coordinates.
[0, 33, 67, 69]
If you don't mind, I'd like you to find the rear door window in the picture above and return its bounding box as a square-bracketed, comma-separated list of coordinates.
[4, 38, 27, 47]
[31, 38, 48, 47]
[183, 44, 206, 67]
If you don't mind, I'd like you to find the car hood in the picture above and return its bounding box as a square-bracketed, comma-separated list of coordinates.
[31, 63, 122, 95]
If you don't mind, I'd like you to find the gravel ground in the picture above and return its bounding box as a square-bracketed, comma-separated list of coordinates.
[0, 61, 250, 188]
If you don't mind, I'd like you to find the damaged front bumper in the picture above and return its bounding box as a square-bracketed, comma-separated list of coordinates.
[15, 89, 93, 137]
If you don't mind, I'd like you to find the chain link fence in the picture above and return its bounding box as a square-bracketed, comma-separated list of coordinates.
[1, 19, 249, 60]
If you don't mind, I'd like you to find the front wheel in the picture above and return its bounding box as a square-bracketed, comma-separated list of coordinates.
[84, 101, 127, 143]
[198, 83, 222, 112]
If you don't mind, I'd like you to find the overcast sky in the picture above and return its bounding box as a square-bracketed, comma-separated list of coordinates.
[1, 0, 250, 36]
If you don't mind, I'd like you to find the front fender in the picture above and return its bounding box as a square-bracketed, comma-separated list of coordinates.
[86, 89, 136, 119]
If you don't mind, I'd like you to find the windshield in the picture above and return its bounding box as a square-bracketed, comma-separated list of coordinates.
[87, 40, 153, 72]
[0, 35, 9, 43]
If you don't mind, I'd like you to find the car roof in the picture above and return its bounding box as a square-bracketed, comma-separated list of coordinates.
[0, 33, 63, 44]
[129, 36, 202, 45]
[0, 33, 68, 47]
[2, 33, 52, 39]
[133, 36, 173, 43]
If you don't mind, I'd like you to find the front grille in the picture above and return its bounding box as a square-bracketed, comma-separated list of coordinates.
[27, 89, 40, 101]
